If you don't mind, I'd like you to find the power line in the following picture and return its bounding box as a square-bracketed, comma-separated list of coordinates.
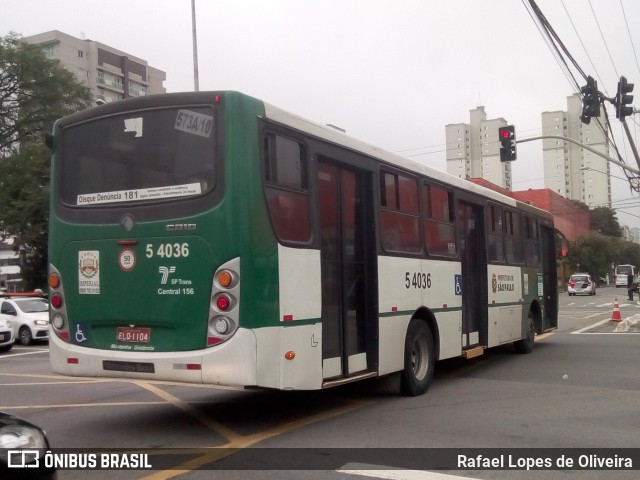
[619, 0, 640, 76]
[522, 0, 580, 91]
[561, 0, 609, 95]
[588, 0, 619, 79]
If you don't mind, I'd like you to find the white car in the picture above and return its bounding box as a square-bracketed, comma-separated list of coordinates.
[567, 273, 596, 296]
[0, 296, 49, 346]
[0, 316, 14, 352]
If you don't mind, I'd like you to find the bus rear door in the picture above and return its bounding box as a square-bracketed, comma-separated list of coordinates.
[317, 159, 378, 383]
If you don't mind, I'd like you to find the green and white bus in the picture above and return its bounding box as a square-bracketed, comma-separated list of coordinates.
[48, 91, 558, 395]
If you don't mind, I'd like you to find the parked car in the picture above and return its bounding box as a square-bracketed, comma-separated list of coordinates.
[568, 273, 597, 296]
[0, 294, 49, 346]
[0, 411, 57, 479]
[0, 316, 14, 352]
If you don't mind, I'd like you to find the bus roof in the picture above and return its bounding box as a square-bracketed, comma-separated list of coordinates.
[263, 100, 552, 221]
[53, 90, 552, 222]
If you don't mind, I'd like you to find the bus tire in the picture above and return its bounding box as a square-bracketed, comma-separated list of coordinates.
[514, 315, 535, 354]
[400, 319, 435, 396]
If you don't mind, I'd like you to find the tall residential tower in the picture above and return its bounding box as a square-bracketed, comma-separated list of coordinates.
[24, 30, 166, 104]
[445, 106, 513, 190]
[541, 94, 610, 208]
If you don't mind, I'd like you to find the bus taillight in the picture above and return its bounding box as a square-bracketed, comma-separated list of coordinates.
[215, 294, 232, 311]
[216, 270, 236, 289]
[208, 258, 240, 347]
[52, 314, 65, 330]
[48, 274, 61, 289]
[51, 294, 64, 309]
[211, 316, 232, 335]
[48, 264, 70, 343]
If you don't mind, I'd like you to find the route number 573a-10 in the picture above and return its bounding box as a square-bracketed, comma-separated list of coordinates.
[146, 243, 190, 259]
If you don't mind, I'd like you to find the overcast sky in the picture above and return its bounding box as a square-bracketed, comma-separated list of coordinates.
[3, 0, 640, 227]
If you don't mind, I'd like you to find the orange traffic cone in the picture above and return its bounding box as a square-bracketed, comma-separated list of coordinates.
[611, 298, 622, 322]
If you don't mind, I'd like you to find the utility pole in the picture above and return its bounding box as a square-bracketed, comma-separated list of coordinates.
[191, 0, 199, 92]
[516, 135, 640, 177]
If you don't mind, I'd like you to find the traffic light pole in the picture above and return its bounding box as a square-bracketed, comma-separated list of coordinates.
[620, 118, 640, 171]
[517, 135, 640, 176]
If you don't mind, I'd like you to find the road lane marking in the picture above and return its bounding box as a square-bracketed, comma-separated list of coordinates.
[571, 318, 611, 334]
[535, 332, 554, 341]
[338, 464, 481, 480]
[137, 398, 371, 480]
[0, 349, 49, 358]
[133, 380, 243, 443]
[0, 401, 166, 410]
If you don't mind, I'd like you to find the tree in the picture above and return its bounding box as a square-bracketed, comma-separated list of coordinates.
[567, 232, 614, 278]
[616, 240, 640, 270]
[589, 206, 622, 238]
[0, 32, 92, 155]
[0, 144, 50, 288]
[0, 33, 92, 289]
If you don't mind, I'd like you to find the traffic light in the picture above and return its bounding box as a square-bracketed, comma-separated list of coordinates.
[580, 76, 600, 124]
[498, 125, 516, 162]
[615, 75, 634, 120]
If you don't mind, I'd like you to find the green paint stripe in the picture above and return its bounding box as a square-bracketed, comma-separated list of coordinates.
[378, 301, 530, 318]
[280, 318, 321, 327]
[379, 307, 462, 318]
[276, 300, 530, 324]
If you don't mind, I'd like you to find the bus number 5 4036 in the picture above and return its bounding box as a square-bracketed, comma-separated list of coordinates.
[145, 243, 190, 259]
[405, 272, 431, 289]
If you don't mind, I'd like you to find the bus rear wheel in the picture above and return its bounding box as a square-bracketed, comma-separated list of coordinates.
[400, 319, 435, 396]
[514, 315, 535, 354]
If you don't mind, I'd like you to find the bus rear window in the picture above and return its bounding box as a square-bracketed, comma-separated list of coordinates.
[58, 107, 216, 206]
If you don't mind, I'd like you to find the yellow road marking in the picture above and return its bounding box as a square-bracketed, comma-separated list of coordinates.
[0, 401, 166, 410]
[132, 380, 243, 443]
[0, 372, 109, 381]
[535, 332, 554, 341]
[137, 398, 370, 480]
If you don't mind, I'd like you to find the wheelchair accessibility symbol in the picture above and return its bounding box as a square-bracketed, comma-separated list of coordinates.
[75, 323, 88, 343]
[454, 274, 463, 295]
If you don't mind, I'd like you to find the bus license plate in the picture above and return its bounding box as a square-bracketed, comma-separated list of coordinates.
[116, 327, 151, 343]
[103, 360, 155, 374]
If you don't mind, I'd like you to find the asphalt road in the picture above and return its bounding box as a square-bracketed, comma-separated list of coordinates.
[1, 289, 639, 480]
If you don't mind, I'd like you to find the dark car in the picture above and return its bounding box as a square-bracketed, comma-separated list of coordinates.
[0, 412, 56, 479]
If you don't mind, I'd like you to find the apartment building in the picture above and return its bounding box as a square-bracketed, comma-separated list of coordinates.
[541, 94, 610, 208]
[24, 30, 166, 104]
[0, 237, 21, 292]
[445, 106, 513, 190]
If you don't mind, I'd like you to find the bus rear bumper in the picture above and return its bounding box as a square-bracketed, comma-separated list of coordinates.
[49, 328, 257, 387]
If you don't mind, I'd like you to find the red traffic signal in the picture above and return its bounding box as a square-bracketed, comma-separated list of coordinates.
[498, 125, 516, 162]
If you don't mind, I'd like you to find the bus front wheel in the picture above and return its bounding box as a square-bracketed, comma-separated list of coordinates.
[400, 319, 435, 396]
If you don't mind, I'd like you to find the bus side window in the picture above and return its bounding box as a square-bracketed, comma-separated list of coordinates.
[504, 210, 524, 264]
[523, 216, 540, 265]
[263, 134, 311, 243]
[487, 204, 504, 262]
[423, 183, 456, 257]
[379, 171, 421, 253]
